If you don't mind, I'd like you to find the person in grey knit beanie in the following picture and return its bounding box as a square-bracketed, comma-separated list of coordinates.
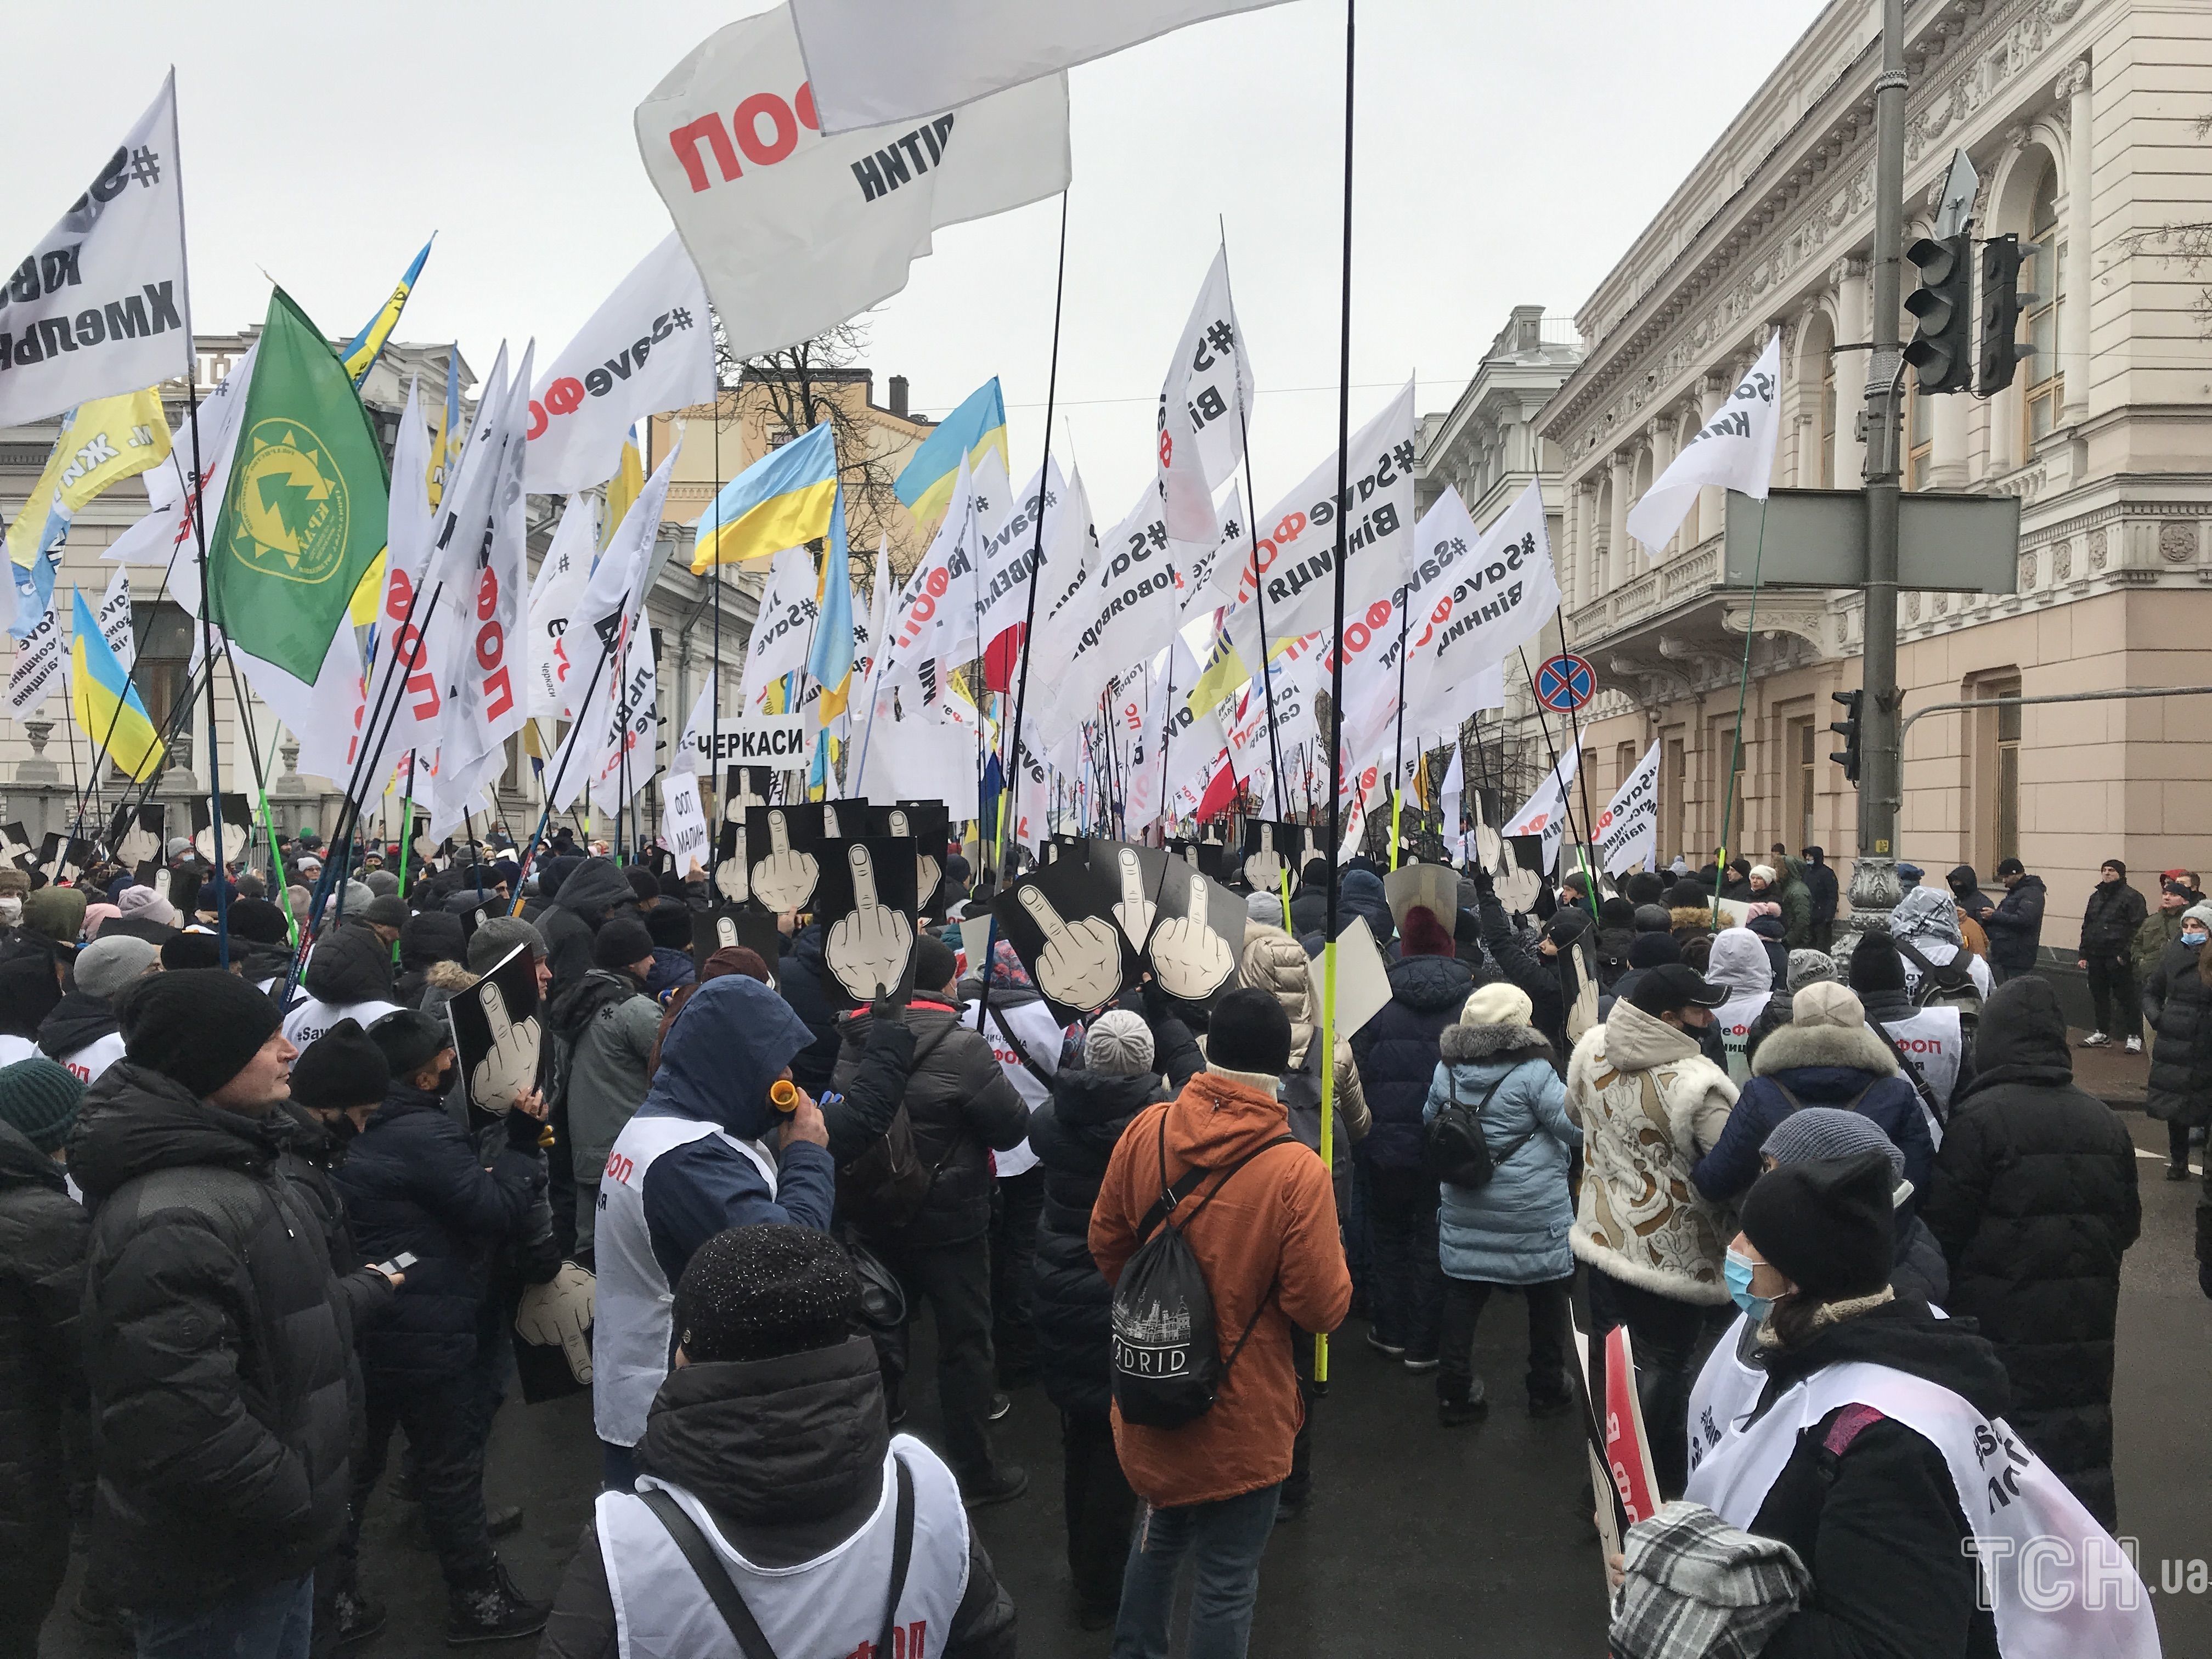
[74, 935, 160, 1002]
[1784, 949, 1837, 995]
[469, 915, 547, 977]
[1084, 1009, 1155, 1077]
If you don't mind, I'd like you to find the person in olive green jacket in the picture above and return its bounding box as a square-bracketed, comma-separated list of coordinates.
[2133, 872, 2200, 991]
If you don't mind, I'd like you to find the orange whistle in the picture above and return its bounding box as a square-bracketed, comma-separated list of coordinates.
[769, 1079, 800, 1113]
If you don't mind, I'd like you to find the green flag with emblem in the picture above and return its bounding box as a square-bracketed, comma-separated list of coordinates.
[207, 287, 390, 680]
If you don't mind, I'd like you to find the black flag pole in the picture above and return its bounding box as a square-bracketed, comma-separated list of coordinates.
[1217, 222, 1286, 820]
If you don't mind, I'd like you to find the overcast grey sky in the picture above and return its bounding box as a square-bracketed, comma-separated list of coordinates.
[5, 0, 1826, 518]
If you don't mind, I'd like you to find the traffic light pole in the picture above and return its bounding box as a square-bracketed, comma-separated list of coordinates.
[1847, 0, 1910, 943]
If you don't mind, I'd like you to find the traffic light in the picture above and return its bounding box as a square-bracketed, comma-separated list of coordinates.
[1903, 233, 1973, 393]
[1977, 232, 2039, 394]
[1830, 689, 1864, 784]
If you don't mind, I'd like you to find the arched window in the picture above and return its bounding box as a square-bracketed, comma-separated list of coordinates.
[2024, 165, 2065, 444]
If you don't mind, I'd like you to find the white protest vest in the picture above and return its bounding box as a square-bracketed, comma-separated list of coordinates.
[962, 995, 1062, 1179]
[1717, 992, 1767, 1085]
[595, 1437, 970, 1659]
[58, 1032, 127, 1087]
[594, 1113, 778, 1448]
[1684, 1354, 2159, 1659]
[1874, 1004, 1966, 1145]
[281, 996, 402, 1051]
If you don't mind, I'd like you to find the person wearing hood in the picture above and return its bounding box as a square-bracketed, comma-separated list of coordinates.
[1306, 866, 1394, 958]
[1799, 846, 1839, 949]
[2132, 870, 2199, 988]
[640, 899, 698, 1000]
[648, 944, 771, 1076]
[336, 1009, 555, 1643]
[71, 970, 391, 1658]
[1742, 948, 1836, 1068]
[1692, 983, 1934, 1211]
[1945, 862, 1995, 924]
[1350, 902, 1476, 1370]
[1287, 857, 1333, 938]
[1592, 895, 1637, 994]
[1973, 856, 2045, 983]
[592, 974, 838, 1493]
[1567, 964, 1737, 1494]
[1667, 879, 1715, 947]
[1090, 990, 1352, 1659]
[1424, 985, 1581, 1425]
[21, 883, 84, 948]
[281, 918, 402, 1049]
[838, 935, 1032, 1505]
[1706, 927, 1775, 1083]
[1760, 1107, 1947, 1307]
[551, 915, 666, 1262]
[1472, 867, 1574, 1052]
[1030, 1011, 1170, 1629]
[2138, 899, 2212, 1180]
[1922, 977, 2141, 1527]
[0, 1059, 91, 1658]
[38, 933, 155, 1085]
[1887, 884, 1995, 1002]
[393, 909, 467, 1007]
[540, 1224, 1018, 1659]
[1658, 1156, 2147, 1659]
[2077, 859, 2147, 1054]
[1848, 930, 1976, 1127]
[535, 856, 640, 999]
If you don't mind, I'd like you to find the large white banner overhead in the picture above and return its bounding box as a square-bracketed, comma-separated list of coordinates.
[1401, 478, 1559, 732]
[1595, 738, 1662, 877]
[1164, 247, 1255, 495]
[1503, 741, 1584, 877]
[1032, 482, 1187, 742]
[637, 7, 1070, 360]
[0, 74, 190, 426]
[1211, 380, 1415, 645]
[523, 235, 715, 494]
[738, 545, 822, 707]
[526, 495, 596, 720]
[1626, 331, 1781, 557]
[789, 0, 1291, 133]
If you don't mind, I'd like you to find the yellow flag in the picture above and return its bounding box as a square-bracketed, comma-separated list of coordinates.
[603, 432, 645, 552]
[5, 387, 173, 574]
[348, 552, 386, 627]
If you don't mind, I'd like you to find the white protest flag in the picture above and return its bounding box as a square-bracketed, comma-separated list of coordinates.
[436, 345, 535, 778]
[339, 376, 443, 803]
[1164, 247, 1255, 495]
[672, 668, 718, 775]
[1401, 479, 1559, 733]
[1626, 331, 1781, 557]
[1178, 481, 1242, 620]
[876, 456, 977, 705]
[96, 566, 133, 671]
[790, 0, 1290, 133]
[637, 8, 1068, 360]
[659, 769, 713, 875]
[739, 546, 823, 708]
[106, 342, 259, 569]
[1212, 380, 1415, 644]
[526, 495, 596, 720]
[973, 459, 1073, 652]
[1438, 742, 1464, 839]
[1595, 738, 1662, 877]
[524, 235, 714, 494]
[1033, 481, 1201, 742]
[1503, 742, 1584, 876]
[0, 73, 191, 425]
[233, 626, 367, 797]
[5, 602, 63, 715]
[571, 625, 657, 814]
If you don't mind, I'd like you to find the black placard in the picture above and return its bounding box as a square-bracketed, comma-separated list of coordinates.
[1169, 837, 1234, 886]
[1090, 840, 1243, 1005]
[1, 823, 37, 873]
[868, 802, 951, 919]
[36, 832, 91, 884]
[712, 821, 752, 905]
[691, 905, 783, 974]
[107, 804, 165, 870]
[445, 941, 544, 1125]
[190, 795, 252, 865]
[744, 804, 831, 914]
[991, 855, 1139, 1026]
[721, 766, 772, 822]
[810, 837, 919, 1006]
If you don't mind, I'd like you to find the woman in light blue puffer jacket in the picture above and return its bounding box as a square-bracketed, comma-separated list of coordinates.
[1421, 981, 1583, 1425]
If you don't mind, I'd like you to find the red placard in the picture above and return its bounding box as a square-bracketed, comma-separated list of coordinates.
[1602, 1324, 1663, 1525]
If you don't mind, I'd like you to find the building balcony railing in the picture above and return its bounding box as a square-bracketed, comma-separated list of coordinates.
[1566, 535, 1724, 644]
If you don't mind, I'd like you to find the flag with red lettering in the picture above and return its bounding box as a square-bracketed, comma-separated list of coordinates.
[526, 495, 595, 721]
[637, 7, 1069, 361]
[789, 1, 1290, 134]
[1503, 742, 1583, 877]
[523, 236, 714, 495]
[433, 345, 534, 785]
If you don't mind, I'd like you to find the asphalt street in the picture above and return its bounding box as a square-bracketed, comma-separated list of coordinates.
[35, 1090, 2212, 1656]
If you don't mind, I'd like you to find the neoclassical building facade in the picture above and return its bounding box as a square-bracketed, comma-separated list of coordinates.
[1530, 0, 2212, 939]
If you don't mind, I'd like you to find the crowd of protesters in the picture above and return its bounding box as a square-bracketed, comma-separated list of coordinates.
[0, 821, 2185, 1659]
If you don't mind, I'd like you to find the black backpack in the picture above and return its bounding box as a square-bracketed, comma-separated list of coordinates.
[1423, 1064, 1537, 1189]
[1109, 1116, 1296, 1430]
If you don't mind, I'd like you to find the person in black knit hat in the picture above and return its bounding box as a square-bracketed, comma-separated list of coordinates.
[69, 970, 391, 1657]
[538, 1223, 1018, 1659]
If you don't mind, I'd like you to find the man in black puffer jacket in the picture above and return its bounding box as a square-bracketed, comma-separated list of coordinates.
[72, 971, 390, 1656]
[1030, 1009, 1168, 1630]
[1349, 902, 1476, 1369]
[832, 935, 1031, 1505]
[0, 1063, 91, 1659]
[335, 1009, 554, 1643]
[1921, 976, 2141, 1527]
[535, 856, 640, 999]
[778, 921, 844, 1094]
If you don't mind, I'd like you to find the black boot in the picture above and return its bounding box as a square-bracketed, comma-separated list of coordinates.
[1437, 1375, 1488, 1426]
[445, 1559, 550, 1647]
[328, 1587, 387, 1649]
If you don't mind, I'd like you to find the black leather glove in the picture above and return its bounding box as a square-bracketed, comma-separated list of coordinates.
[504, 1106, 546, 1154]
[1472, 865, 1496, 899]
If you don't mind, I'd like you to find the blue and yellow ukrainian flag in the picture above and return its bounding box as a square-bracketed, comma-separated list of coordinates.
[339, 238, 433, 387]
[69, 587, 163, 782]
[894, 378, 1006, 524]
[691, 421, 840, 572]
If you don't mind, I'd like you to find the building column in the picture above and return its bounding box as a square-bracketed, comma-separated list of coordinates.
[1831, 257, 1869, 488]
[1607, 451, 1632, 595]
[2059, 57, 2094, 426]
[1560, 480, 1582, 614]
[1695, 374, 1729, 546]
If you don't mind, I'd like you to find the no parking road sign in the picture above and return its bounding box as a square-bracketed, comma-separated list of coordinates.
[1534, 653, 1596, 713]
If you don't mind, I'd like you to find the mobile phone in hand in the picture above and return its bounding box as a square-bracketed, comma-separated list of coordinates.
[375, 1252, 418, 1276]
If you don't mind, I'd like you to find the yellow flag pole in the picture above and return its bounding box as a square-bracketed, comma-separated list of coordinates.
[1315, 934, 1338, 1384]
